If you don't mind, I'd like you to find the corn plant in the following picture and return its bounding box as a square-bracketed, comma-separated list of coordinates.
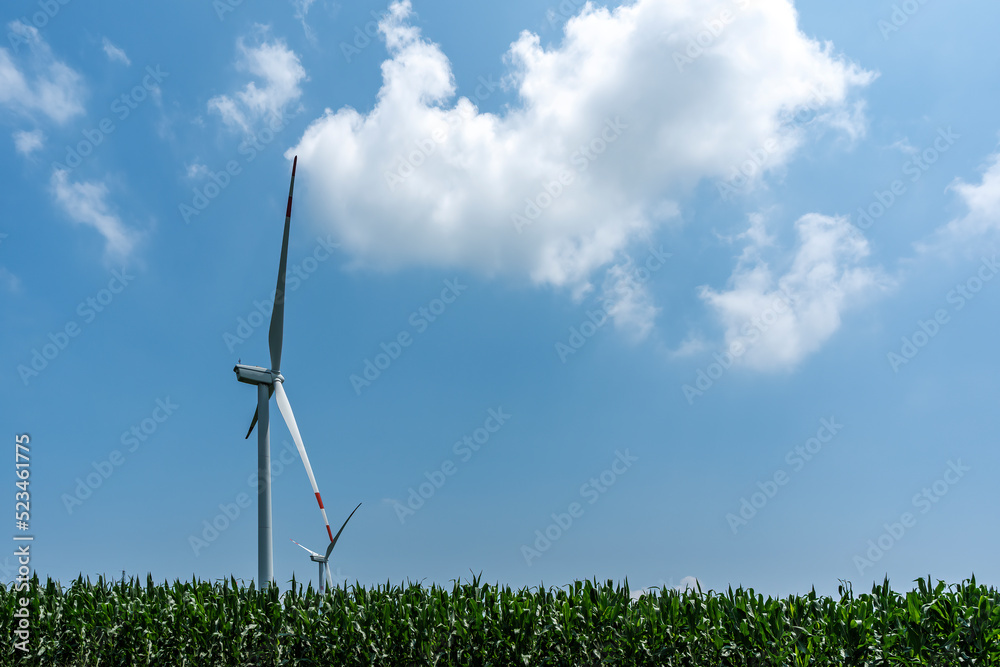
[1, 573, 998, 665]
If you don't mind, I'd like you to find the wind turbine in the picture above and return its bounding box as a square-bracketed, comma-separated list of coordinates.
[290, 502, 362, 593]
[233, 156, 338, 586]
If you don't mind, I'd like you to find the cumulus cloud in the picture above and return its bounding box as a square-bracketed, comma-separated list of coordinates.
[0, 21, 85, 124]
[208, 31, 307, 133]
[917, 151, 1000, 252]
[700, 213, 889, 371]
[12, 129, 44, 155]
[51, 170, 139, 261]
[102, 37, 131, 66]
[290, 0, 873, 337]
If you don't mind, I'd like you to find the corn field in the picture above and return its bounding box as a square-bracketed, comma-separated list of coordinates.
[1, 574, 998, 666]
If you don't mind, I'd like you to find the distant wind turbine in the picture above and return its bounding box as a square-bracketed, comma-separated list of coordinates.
[290, 502, 361, 593]
[233, 157, 353, 586]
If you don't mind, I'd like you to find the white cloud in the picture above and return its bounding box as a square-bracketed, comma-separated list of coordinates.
[0, 266, 20, 294]
[12, 129, 44, 155]
[889, 137, 918, 156]
[50, 170, 139, 261]
[208, 31, 307, 133]
[0, 21, 85, 124]
[292, 0, 317, 40]
[290, 0, 873, 336]
[601, 258, 660, 340]
[700, 213, 889, 371]
[292, 0, 316, 17]
[918, 152, 1000, 251]
[186, 162, 210, 179]
[669, 335, 709, 359]
[102, 37, 131, 66]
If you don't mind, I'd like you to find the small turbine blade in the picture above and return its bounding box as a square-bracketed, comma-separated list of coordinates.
[289, 539, 321, 558]
[325, 503, 362, 560]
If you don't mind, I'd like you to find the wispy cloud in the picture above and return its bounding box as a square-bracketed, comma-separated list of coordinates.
[917, 151, 1000, 253]
[291, 0, 318, 41]
[50, 170, 140, 262]
[12, 129, 45, 156]
[185, 162, 209, 179]
[700, 214, 890, 371]
[0, 21, 85, 124]
[0, 266, 20, 294]
[102, 37, 131, 66]
[601, 258, 660, 341]
[208, 30, 307, 133]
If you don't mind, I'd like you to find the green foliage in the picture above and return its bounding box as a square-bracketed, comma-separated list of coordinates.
[1, 573, 998, 665]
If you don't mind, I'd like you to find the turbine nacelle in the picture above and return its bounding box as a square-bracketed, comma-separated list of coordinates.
[233, 364, 283, 387]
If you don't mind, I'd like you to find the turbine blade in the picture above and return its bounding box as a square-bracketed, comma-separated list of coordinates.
[273, 381, 334, 542]
[245, 406, 259, 439]
[268, 156, 296, 373]
[325, 503, 361, 560]
[289, 538, 321, 558]
[325, 563, 333, 589]
[244, 386, 274, 439]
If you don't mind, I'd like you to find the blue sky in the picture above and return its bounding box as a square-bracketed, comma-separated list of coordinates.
[2, 0, 999, 599]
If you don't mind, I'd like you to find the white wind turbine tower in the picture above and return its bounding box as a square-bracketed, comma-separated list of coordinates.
[233, 156, 349, 586]
[291, 502, 361, 593]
